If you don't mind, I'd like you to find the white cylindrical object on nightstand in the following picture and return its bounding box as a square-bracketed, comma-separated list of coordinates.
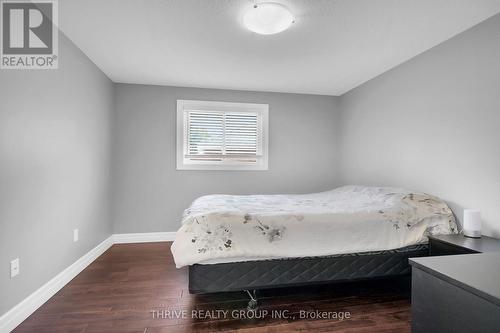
[463, 209, 482, 238]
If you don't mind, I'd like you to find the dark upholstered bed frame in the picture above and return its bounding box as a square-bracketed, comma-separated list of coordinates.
[189, 244, 429, 294]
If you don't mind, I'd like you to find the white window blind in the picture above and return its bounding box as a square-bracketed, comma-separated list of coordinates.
[177, 100, 268, 170]
[187, 111, 260, 161]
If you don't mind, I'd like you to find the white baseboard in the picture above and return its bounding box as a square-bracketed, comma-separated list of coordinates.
[0, 232, 176, 333]
[113, 231, 176, 244]
[0, 236, 114, 333]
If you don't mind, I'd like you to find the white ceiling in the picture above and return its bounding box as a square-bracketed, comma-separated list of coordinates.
[59, 0, 500, 96]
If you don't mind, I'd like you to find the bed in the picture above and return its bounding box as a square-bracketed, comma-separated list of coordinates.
[171, 185, 458, 298]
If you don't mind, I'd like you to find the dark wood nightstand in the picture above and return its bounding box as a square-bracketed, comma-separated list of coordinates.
[429, 234, 500, 256]
[410, 253, 500, 333]
[410, 235, 500, 332]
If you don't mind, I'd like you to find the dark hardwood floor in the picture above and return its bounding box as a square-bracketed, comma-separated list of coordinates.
[14, 242, 412, 332]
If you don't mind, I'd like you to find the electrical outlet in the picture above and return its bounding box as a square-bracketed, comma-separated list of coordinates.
[10, 258, 19, 278]
[73, 229, 79, 242]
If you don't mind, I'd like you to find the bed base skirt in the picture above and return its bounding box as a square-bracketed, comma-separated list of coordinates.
[189, 244, 429, 294]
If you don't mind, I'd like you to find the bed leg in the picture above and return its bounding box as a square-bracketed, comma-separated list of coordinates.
[245, 289, 258, 310]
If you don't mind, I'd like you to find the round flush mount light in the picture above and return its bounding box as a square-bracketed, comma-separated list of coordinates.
[243, 2, 294, 35]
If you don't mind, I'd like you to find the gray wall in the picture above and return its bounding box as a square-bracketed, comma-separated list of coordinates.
[111, 84, 340, 233]
[339, 14, 500, 237]
[0, 34, 114, 315]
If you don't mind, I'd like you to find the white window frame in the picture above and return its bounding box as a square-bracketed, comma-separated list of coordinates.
[176, 100, 269, 171]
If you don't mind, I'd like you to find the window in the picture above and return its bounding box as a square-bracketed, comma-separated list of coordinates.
[176, 100, 269, 170]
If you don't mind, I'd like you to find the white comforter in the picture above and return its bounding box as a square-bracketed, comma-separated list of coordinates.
[171, 186, 457, 268]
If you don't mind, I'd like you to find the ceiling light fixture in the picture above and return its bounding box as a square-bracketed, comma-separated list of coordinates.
[243, 2, 294, 35]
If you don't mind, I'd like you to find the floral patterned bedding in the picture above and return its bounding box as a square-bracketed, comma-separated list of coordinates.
[170, 186, 457, 268]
